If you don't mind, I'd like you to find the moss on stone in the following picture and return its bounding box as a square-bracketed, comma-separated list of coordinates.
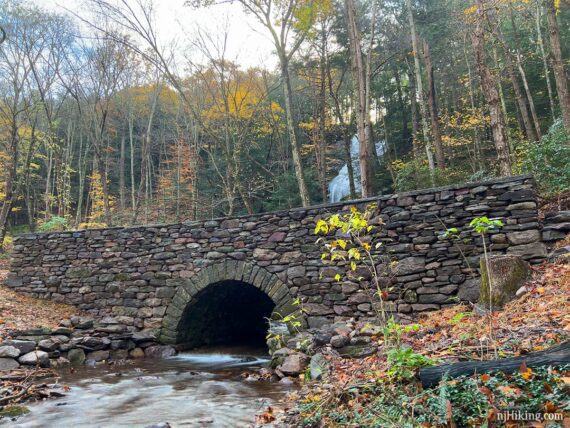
[480, 255, 530, 309]
[0, 405, 30, 418]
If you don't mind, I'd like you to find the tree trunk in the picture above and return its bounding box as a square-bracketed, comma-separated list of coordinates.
[405, 0, 435, 181]
[119, 134, 126, 213]
[518, 56, 542, 140]
[536, 2, 557, 122]
[364, 0, 380, 182]
[95, 151, 113, 227]
[318, 26, 328, 203]
[44, 149, 53, 220]
[495, 38, 537, 142]
[420, 341, 570, 388]
[408, 64, 420, 145]
[0, 126, 19, 252]
[463, 39, 484, 170]
[129, 117, 136, 211]
[472, 0, 512, 176]
[422, 40, 445, 168]
[506, 5, 542, 140]
[346, 0, 377, 197]
[75, 132, 86, 226]
[545, 0, 570, 130]
[394, 68, 410, 147]
[280, 58, 311, 207]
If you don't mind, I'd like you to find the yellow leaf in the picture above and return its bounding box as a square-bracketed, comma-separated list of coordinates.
[521, 368, 534, 380]
[464, 5, 477, 15]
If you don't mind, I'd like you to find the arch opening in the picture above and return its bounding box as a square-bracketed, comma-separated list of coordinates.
[176, 280, 276, 349]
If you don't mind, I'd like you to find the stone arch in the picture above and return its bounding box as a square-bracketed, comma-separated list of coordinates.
[158, 260, 294, 345]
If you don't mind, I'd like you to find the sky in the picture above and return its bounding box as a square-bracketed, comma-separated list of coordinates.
[32, 0, 278, 69]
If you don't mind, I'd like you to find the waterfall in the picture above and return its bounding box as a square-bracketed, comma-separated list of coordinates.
[328, 136, 386, 203]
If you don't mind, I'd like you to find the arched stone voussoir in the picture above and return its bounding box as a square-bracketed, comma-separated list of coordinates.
[158, 261, 294, 344]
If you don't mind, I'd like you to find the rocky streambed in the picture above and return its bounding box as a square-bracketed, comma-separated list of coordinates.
[2, 348, 295, 427]
[0, 315, 175, 373]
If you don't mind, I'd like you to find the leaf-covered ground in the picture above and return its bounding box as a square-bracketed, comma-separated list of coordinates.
[404, 262, 570, 362]
[0, 270, 82, 339]
[274, 261, 570, 427]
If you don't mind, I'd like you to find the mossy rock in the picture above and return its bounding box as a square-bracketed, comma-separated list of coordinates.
[0, 405, 30, 418]
[337, 345, 377, 358]
[65, 267, 93, 278]
[479, 255, 530, 309]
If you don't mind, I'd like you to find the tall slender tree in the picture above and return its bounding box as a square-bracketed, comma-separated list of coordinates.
[545, 0, 570, 130]
[471, 0, 512, 176]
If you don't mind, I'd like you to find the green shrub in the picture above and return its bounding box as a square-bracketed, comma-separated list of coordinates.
[38, 216, 68, 232]
[520, 120, 570, 197]
[386, 347, 435, 380]
[392, 159, 471, 193]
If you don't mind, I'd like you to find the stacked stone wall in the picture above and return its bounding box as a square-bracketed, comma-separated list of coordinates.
[7, 174, 545, 333]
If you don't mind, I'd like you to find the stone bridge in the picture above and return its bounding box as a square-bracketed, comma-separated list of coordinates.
[7, 175, 549, 349]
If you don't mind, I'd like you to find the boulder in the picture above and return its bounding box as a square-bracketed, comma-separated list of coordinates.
[276, 352, 309, 376]
[457, 278, 481, 302]
[359, 323, 383, 337]
[309, 353, 328, 380]
[0, 346, 20, 358]
[479, 255, 531, 309]
[548, 246, 570, 264]
[0, 358, 20, 371]
[144, 345, 177, 359]
[1, 340, 36, 354]
[131, 331, 156, 344]
[53, 327, 74, 336]
[337, 345, 377, 358]
[313, 332, 333, 346]
[68, 348, 86, 366]
[19, 351, 50, 367]
[330, 335, 350, 348]
[38, 339, 60, 352]
[129, 347, 145, 359]
[75, 319, 94, 330]
[78, 337, 110, 350]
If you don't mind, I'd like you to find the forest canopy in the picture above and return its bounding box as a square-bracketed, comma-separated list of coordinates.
[0, 0, 569, 247]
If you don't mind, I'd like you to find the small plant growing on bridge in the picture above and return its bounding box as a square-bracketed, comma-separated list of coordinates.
[437, 213, 475, 278]
[314, 204, 392, 322]
[266, 298, 305, 352]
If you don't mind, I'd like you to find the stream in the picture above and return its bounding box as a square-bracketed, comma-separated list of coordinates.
[11, 347, 294, 428]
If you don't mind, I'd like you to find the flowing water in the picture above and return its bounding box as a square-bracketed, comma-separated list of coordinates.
[12, 347, 294, 428]
[328, 136, 387, 203]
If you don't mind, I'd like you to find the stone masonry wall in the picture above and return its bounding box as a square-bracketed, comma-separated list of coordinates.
[7, 174, 546, 335]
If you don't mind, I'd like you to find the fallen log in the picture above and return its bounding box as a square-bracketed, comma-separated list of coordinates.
[419, 341, 570, 388]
